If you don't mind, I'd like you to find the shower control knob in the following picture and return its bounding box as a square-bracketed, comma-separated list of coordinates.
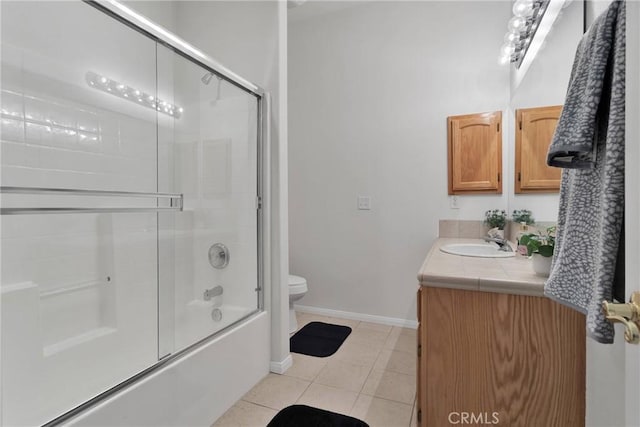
[208, 243, 229, 269]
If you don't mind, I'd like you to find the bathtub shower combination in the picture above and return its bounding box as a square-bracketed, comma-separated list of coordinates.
[0, 1, 267, 426]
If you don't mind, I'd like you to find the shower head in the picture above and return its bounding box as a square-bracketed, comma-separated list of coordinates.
[201, 72, 215, 85]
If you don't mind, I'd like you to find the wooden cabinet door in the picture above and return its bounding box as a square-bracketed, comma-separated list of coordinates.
[419, 287, 585, 427]
[515, 106, 562, 193]
[448, 111, 502, 195]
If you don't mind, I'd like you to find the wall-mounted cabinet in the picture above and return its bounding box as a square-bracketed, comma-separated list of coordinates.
[515, 105, 562, 193]
[447, 111, 502, 195]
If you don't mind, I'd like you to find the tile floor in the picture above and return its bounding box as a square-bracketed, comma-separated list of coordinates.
[212, 312, 418, 427]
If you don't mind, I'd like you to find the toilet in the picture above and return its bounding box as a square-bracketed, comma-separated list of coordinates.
[288, 274, 308, 333]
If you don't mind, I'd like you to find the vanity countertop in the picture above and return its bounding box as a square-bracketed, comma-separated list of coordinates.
[418, 238, 546, 297]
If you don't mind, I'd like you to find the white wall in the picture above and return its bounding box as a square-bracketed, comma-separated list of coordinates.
[288, 1, 511, 321]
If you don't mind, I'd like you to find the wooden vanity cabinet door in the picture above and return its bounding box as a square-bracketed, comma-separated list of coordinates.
[515, 106, 562, 193]
[419, 286, 585, 427]
[447, 111, 502, 195]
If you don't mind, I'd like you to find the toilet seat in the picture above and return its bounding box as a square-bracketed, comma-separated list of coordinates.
[289, 274, 308, 295]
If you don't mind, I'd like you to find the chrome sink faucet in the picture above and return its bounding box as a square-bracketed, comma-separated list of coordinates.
[483, 236, 513, 252]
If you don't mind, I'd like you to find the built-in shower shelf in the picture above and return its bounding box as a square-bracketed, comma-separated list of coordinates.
[44, 326, 116, 358]
[40, 279, 106, 299]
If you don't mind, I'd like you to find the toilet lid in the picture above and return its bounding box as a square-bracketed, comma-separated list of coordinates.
[288, 275, 307, 286]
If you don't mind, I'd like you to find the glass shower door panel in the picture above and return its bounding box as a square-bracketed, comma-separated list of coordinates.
[157, 46, 259, 354]
[1, 2, 158, 425]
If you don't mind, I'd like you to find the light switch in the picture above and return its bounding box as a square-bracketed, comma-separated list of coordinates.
[357, 196, 371, 210]
[450, 196, 460, 209]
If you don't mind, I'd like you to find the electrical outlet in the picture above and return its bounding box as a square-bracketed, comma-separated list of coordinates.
[357, 196, 372, 210]
[450, 196, 460, 209]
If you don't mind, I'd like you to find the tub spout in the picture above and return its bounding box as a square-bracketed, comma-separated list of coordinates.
[204, 286, 223, 301]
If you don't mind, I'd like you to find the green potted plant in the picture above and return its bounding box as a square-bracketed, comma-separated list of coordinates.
[484, 209, 507, 237]
[518, 226, 556, 276]
[511, 209, 535, 228]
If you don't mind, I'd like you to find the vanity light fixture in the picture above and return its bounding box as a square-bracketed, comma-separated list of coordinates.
[499, 0, 550, 66]
[85, 71, 182, 118]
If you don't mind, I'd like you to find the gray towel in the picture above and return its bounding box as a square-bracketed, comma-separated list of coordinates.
[544, 0, 625, 344]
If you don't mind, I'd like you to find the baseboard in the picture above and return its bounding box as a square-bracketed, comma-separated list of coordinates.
[294, 305, 418, 329]
[269, 354, 293, 374]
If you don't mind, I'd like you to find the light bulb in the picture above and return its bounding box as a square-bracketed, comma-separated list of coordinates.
[512, 0, 534, 17]
[178, 107, 184, 113]
[508, 16, 527, 32]
[148, 95, 154, 101]
[504, 31, 520, 44]
[500, 42, 516, 56]
[100, 77, 108, 84]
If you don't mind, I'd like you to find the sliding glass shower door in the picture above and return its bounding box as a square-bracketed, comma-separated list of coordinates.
[1, 3, 160, 425]
[156, 46, 260, 356]
[0, 1, 262, 425]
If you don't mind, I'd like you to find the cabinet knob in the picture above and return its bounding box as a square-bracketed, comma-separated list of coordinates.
[602, 291, 640, 344]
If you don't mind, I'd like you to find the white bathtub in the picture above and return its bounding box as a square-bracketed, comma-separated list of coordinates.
[67, 311, 270, 427]
[174, 301, 257, 352]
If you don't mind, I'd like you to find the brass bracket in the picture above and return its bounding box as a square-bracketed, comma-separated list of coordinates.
[602, 291, 640, 344]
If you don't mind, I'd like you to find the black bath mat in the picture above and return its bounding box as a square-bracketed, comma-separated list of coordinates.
[290, 321, 351, 357]
[267, 405, 368, 427]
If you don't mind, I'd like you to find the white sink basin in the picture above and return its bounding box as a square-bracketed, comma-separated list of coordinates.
[440, 243, 515, 258]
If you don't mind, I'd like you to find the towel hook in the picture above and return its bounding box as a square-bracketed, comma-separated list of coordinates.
[602, 291, 640, 344]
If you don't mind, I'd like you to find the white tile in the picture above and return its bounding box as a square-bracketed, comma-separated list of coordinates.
[350, 394, 413, 427]
[326, 316, 360, 330]
[384, 329, 416, 354]
[361, 370, 416, 404]
[242, 374, 310, 411]
[357, 322, 393, 334]
[348, 324, 391, 348]
[295, 383, 358, 415]
[315, 360, 372, 392]
[211, 398, 277, 427]
[284, 353, 328, 381]
[373, 349, 416, 376]
[332, 339, 382, 367]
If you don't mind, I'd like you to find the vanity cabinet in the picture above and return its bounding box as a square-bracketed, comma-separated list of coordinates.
[447, 111, 502, 195]
[416, 286, 585, 427]
[515, 105, 562, 193]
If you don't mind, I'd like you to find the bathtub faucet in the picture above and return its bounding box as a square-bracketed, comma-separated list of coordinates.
[204, 286, 223, 301]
